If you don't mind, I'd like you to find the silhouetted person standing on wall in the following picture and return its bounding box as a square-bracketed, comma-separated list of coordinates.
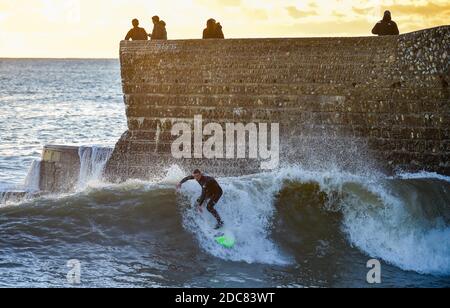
[149, 16, 167, 40]
[124, 19, 148, 41]
[203, 18, 225, 39]
[372, 11, 400, 36]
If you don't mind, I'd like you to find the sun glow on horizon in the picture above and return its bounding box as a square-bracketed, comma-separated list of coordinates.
[0, 0, 449, 58]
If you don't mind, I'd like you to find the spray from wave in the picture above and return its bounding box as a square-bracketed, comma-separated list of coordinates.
[176, 166, 450, 275]
[339, 175, 450, 276]
[178, 168, 292, 265]
[23, 160, 41, 192]
[77, 146, 113, 191]
[0, 160, 42, 205]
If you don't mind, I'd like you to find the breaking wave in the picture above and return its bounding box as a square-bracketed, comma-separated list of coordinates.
[1, 165, 449, 277]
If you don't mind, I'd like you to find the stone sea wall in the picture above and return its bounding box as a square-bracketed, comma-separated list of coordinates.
[103, 26, 449, 180]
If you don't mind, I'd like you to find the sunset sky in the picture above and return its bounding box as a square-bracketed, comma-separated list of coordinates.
[0, 0, 449, 58]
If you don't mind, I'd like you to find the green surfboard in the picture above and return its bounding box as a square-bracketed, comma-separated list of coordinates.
[215, 234, 235, 249]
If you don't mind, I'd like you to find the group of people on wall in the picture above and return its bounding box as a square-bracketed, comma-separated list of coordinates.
[125, 16, 224, 41]
[125, 15, 167, 41]
[125, 10, 400, 41]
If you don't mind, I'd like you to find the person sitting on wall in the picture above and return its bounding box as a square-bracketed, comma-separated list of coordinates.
[372, 11, 400, 36]
[202, 18, 225, 39]
[215, 22, 224, 39]
[149, 15, 168, 40]
[159, 20, 168, 40]
[124, 19, 148, 41]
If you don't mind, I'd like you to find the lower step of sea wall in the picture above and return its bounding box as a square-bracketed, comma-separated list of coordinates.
[39, 145, 81, 193]
[39, 145, 113, 193]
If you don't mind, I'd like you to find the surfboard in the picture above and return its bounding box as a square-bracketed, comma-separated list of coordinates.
[215, 232, 235, 249]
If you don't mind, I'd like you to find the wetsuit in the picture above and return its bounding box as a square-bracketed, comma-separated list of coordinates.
[180, 175, 224, 225]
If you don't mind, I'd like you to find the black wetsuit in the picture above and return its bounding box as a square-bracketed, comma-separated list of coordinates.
[180, 175, 224, 225]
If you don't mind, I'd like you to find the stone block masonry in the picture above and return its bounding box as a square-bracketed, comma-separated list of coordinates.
[105, 26, 450, 181]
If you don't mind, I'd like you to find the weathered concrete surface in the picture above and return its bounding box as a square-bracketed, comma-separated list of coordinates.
[0, 145, 79, 201]
[38, 145, 113, 193]
[106, 26, 450, 181]
[39, 145, 81, 192]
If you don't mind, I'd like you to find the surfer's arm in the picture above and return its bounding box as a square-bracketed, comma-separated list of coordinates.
[179, 176, 194, 185]
[177, 176, 194, 189]
[197, 188, 207, 205]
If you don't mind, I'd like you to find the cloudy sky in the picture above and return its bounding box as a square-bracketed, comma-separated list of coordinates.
[0, 0, 448, 58]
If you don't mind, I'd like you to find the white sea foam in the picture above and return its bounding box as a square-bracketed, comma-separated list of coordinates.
[394, 171, 450, 183]
[77, 146, 113, 191]
[175, 165, 450, 274]
[23, 160, 41, 192]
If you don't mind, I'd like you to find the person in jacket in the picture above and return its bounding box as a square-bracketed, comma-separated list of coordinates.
[150, 15, 168, 40]
[202, 18, 225, 39]
[372, 11, 400, 36]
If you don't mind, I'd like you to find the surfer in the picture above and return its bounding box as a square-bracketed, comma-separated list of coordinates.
[177, 169, 225, 230]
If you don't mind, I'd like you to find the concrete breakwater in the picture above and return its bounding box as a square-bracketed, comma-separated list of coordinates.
[104, 26, 450, 181]
[1, 145, 112, 200]
[39, 145, 113, 192]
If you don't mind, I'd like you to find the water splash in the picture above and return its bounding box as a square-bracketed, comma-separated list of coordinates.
[178, 168, 299, 265]
[77, 146, 113, 190]
[23, 160, 41, 192]
[177, 165, 450, 274]
[340, 178, 450, 276]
